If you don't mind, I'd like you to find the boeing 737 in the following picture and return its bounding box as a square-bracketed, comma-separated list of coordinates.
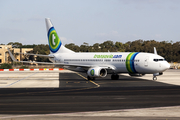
[8, 18, 170, 80]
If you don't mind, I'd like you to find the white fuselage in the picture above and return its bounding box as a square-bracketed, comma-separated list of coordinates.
[50, 52, 170, 74]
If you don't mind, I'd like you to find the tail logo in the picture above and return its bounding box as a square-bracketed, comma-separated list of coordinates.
[48, 27, 62, 53]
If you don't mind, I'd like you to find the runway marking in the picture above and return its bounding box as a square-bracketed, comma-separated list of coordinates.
[75, 73, 100, 88]
[0, 72, 39, 88]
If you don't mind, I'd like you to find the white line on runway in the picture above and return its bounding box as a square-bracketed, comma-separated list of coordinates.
[0, 72, 39, 88]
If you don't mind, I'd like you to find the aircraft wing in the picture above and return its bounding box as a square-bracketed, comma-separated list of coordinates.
[8, 49, 70, 65]
[63, 63, 116, 70]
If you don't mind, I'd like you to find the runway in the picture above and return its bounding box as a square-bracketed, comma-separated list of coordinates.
[0, 69, 180, 119]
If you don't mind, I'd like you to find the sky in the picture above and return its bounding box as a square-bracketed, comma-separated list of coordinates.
[0, 0, 180, 46]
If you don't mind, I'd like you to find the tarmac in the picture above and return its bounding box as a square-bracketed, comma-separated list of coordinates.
[0, 69, 180, 120]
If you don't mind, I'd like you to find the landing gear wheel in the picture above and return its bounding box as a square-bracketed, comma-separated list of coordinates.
[111, 75, 114, 80]
[87, 76, 95, 80]
[111, 74, 119, 80]
[153, 76, 157, 81]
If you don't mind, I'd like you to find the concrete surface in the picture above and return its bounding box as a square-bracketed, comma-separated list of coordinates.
[0, 69, 180, 120]
[0, 70, 73, 88]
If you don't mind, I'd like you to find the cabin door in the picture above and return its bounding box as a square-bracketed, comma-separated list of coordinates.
[144, 56, 149, 67]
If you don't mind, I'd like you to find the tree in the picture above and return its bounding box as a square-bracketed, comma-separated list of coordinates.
[33, 44, 50, 62]
[7, 42, 22, 48]
[0, 63, 12, 69]
[4, 39, 180, 62]
[65, 43, 80, 52]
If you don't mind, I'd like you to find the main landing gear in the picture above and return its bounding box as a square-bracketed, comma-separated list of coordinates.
[87, 74, 119, 80]
[111, 74, 119, 80]
[87, 76, 95, 80]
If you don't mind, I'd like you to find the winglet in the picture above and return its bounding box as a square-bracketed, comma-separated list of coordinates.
[154, 47, 157, 55]
[8, 48, 17, 62]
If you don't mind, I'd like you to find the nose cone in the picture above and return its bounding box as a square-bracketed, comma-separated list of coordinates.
[165, 62, 170, 69]
[162, 62, 170, 71]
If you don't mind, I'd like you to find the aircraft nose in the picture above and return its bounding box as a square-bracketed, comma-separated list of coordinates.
[163, 62, 170, 70]
[166, 62, 170, 69]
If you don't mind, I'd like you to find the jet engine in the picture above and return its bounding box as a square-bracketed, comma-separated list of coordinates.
[87, 67, 107, 78]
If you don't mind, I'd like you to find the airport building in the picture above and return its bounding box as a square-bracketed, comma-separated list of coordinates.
[0, 45, 33, 64]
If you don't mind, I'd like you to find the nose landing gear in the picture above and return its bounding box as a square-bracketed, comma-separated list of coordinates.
[153, 76, 157, 80]
[153, 73, 163, 81]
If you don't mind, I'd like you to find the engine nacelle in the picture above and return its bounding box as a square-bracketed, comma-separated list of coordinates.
[153, 72, 163, 76]
[129, 73, 145, 77]
[87, 67, 107, 78]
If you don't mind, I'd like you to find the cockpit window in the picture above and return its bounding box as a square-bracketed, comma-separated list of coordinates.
[153, 59, 165, 62]
[158, 59, 164, 61]
[154, 59, 158, 62]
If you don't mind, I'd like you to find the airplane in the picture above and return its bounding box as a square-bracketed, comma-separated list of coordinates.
[8, 18, 170, 81]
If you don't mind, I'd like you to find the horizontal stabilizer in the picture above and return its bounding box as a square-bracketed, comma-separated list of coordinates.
[8, 49, 17, 62]
[15, 52, 54, 58]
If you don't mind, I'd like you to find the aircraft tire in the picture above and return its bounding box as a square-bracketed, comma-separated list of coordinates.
[111, 74, 119, 80]
[153, 76, 157, 81]
[87, 76, 95, 80]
